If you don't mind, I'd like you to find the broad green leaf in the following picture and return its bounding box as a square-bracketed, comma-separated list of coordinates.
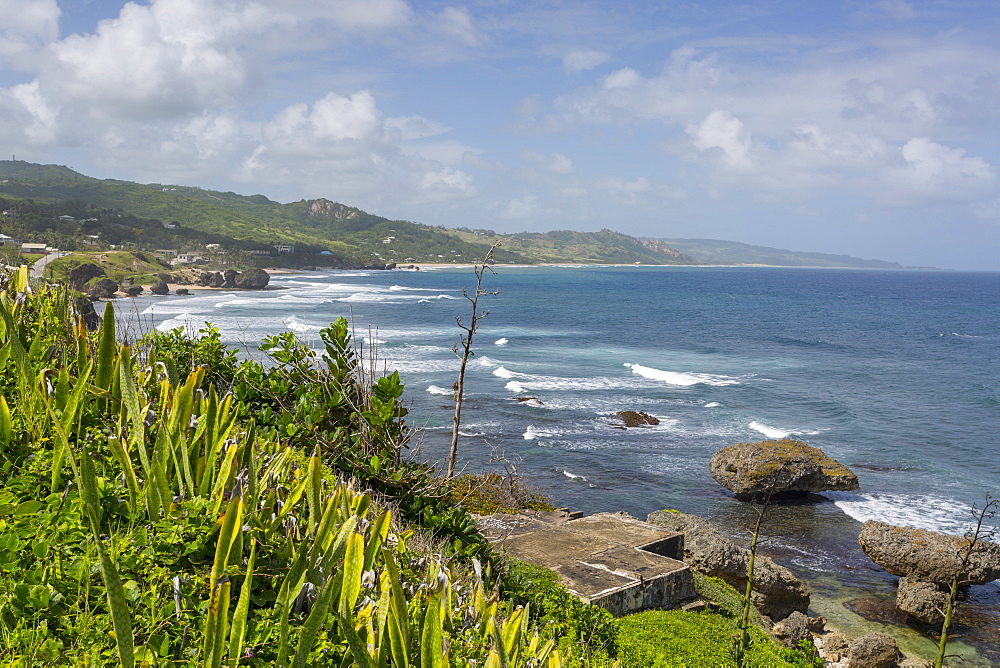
[420, 591, 445, 668]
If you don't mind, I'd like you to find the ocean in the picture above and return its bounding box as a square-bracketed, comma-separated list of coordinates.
[118, 265, 1000, 663]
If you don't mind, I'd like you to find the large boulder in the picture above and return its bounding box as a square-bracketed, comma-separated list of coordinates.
[709, 439, 859, 499]
[86, 277, 119, 299]
[647, 510, 809, 620]
[847, 632, 900, 668]
[896, 577, 948, 625]
[234, 268, 270, 289]
[222, 269, 238, 288]
[150, 279, 169, 295]
[68, 262, 106, 291]
[858, 521, 1000, 585]
[771, 611, 811, 649]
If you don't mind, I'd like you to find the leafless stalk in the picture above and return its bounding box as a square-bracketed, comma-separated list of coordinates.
[447, 241, 501, 478]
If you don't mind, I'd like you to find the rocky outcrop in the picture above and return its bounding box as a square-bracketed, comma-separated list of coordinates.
[69, 262, 106, 291]
[859, 520, 1000, 625]
[858, 521, 1000, 585]
[86, 277, 118, 299]
[124, 285, 143, 297]
[306, 198, 359, 220]
[175, 288, 190, 296]
[771, 611, 811, 649]
[611, 411, 660, 427]
[640, 239, 689, 260]
[646, 509, 809, 620]
[175, 268, 270, 289]
[74, 295, 101, 330]
[709, 439, 859, 499]
[150, 279, 169, 295]
[896, 577, 948, 625]
[847, 632, 900, 668]
[233, 268, 270, 289]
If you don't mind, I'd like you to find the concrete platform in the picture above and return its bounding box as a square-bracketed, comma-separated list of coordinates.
[477, 511, 695, 616]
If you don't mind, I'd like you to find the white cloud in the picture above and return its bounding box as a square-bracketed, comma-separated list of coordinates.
[563, 49, 609, 73]
[7, 81, 59, 145]
[0, 0, 59, 70]
[434, 6, 482, 47]
[888, 137, 995, 202]
[523, 150, 574, 174]
[688, 110, 754, 171]
[44, 0, 259, 123]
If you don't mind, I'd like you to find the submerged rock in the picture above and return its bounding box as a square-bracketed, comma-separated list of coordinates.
[858, 521, 1000, 585]
[709, 439, 859, 499]
[646, 509, 809, 620]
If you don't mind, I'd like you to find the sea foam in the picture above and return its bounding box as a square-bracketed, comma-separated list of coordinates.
[822, 491, 990, 536]
[624, 363, 741, 386]
[495, 338, 509, 346]
[426, 385, 453, 396]
[749, 421, 791, 439]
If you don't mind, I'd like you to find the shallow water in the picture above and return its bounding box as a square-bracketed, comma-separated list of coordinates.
[120, 265, 1000, 662]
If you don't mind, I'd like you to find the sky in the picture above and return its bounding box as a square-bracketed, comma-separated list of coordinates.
[1, 1, 999, 269]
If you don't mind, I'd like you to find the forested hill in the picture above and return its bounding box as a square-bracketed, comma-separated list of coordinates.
[0, 161, 695, 265]
[0, 161, 904, 268]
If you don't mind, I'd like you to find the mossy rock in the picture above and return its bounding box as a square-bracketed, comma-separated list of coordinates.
[709, 439, 858, 500]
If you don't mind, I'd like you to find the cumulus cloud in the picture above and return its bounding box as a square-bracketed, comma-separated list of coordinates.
[688, 110, 754, 171]
[890, 137, 995, 201]
[563, 48, 609, 73]
[0, 0, 59, 70]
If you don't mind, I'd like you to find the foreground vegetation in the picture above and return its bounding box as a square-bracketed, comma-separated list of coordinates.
[0, 267, 819, 665]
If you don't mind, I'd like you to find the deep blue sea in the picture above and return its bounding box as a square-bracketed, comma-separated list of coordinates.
[119, 265, 1000, 663]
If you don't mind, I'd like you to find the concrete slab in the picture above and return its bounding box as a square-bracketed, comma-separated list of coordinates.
[477, 510, 696, 616]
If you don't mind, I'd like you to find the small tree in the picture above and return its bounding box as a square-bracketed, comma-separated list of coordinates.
[447, 241, 501, 477]
[731, 487, 774, 667]
[935, 495, 999, 668]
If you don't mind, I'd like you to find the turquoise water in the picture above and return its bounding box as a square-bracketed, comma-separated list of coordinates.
[121, 265, 1000, 662]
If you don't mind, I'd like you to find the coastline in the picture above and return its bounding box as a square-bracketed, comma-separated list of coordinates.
[106, 264, 999, 665]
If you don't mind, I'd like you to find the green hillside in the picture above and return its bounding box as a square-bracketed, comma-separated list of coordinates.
[1, 160, 906, 268]
[660, 238, 905, 269]
[451, 227, 693, 264]
[0, 161, 696, 265]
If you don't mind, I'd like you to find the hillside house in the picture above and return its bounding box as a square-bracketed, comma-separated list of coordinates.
[275, 244, 295, 254]
[21, 243, 48, 254]
[172, 253, 200, 264]
[0, 234, 22, 246]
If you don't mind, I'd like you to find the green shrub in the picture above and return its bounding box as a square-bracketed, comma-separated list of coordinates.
[616, 609, 800, 667]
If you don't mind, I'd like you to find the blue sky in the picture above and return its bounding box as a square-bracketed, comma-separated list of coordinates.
[1, 1, 999, 269]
